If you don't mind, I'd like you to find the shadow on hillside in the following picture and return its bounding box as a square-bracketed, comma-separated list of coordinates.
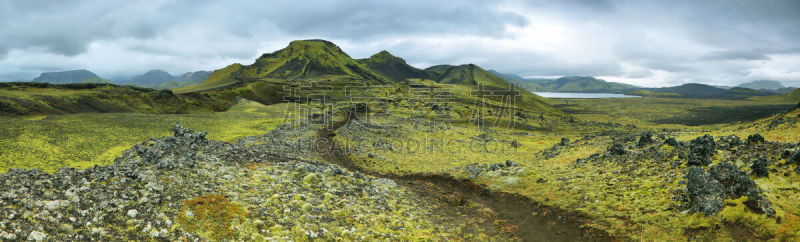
[652, 104, 795, 126]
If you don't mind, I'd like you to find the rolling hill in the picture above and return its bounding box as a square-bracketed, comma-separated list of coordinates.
[631, 83, 774, 99]
[489, 72, 637, 93]
[357, 50, 431, 82]
[487, 70, 525, 84]
[0, 82, 230, 116]
[737, 80, 785, 90]
[31, 70, 110, 84]
[750, 88, 800, 102]
[122, 69, 175, 87]
[425, 64, 514, 89]
[155, 71, 211, 90]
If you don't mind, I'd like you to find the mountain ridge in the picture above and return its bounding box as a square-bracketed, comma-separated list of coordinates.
[31, 69, 109, 84]
[357, 50, 431, 82]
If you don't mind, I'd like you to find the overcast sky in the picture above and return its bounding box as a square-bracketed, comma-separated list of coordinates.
[1, 0, 799, 87]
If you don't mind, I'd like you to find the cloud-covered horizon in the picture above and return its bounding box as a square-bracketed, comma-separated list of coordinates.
[1, 0, 799, 87]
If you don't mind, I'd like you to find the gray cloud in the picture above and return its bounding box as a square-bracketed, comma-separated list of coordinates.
[0, 0, 798, 87]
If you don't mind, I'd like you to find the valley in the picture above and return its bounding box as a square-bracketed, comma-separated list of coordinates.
[1, 39, 799, 241]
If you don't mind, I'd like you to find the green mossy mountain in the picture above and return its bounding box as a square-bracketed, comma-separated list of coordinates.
[497, 75, 637, 93]
[357, 50, 431, 82]
[425, 64, 514, 89]
[31, 70, 110, 84]
[533, 76, 637, 93]
[424, 64, 558, 114]
[176, 39, 561, 116]
[201, 40, 387, 86]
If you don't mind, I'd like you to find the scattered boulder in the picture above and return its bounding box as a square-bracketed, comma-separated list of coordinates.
[708, 163, 775, 216]
[637, 133, 653, 148]
[746, 134, 766, 145]
[351, 103, 368, 113]
[559, 138, 570, 146]
[665, 137, 680, 147]
[788, 150, 800, 165]
[751, 157, 769, 178]
[622, 135, 637, 143]
[608, 142, 626, 156]
[717, 135, 741, 150]
[687, 163, 775, 216]
[686, 167, 725, 216]
[687, 135, 716, 166]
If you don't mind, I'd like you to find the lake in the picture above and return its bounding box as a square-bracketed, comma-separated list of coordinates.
[533, 92, 641, 98]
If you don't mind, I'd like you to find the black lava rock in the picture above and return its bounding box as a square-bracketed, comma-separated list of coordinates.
[687, 135, 716, 166]
[687, 163, 775, 216]
[789, 150, 800, 165]
[608, 142, 626, 156]
[686, 167, 725, 216]
[559, 138, 570, 146]
[746, 134, 766, 145]
[665, 137, 679, 147]
[637, 133, 653, 148]
[709, 163, 775, 216]
[717, 135, 741, 150]
[751, 157, 769, 178]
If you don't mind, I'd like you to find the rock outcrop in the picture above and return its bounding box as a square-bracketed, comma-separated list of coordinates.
[687, 135, 716, 166]
[686, 163, 775, 216]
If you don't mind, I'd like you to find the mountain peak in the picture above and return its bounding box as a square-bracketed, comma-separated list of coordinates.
[280, 39, 344, 54]
[125, 69, 176, 87]
[205, 39, 386, 82]
[365, 50, 405, 64]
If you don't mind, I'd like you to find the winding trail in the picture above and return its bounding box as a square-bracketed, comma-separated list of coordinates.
[315, 113, 613, 241]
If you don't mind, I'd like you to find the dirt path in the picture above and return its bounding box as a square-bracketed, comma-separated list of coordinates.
[315, 113, 613, 241]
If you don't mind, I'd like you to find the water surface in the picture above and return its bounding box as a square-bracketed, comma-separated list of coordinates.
[533, 92, 640, 98]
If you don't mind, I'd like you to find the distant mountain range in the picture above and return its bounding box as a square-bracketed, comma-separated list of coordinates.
[738, 80, 785, 90]
[627, 83, 772, 99]
[736, 80, 796, 94]
[489, 71, 639, 93]
[31, 70, 110, 84]
[490, 70, 798, 99]
[20, 43, 798, 102]
[25, 69, 210, 89]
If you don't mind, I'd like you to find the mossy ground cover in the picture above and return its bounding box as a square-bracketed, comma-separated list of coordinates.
[334, 100, 800, 240]
[0, 102, 300, 173]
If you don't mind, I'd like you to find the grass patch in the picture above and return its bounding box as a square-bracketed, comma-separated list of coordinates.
[0, 102, 300, 173]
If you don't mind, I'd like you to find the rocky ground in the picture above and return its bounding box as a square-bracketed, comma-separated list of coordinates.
[0, 122, 507, 240]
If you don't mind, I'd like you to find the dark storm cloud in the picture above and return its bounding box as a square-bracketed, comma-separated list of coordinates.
[0, 0, 798, 87]
[264, 0, 528, 38]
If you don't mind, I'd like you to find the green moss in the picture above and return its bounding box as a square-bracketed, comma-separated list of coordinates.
[176, 194, 248, 240]
[0, 102, 299, 173]
[718, 196, 778, 238]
